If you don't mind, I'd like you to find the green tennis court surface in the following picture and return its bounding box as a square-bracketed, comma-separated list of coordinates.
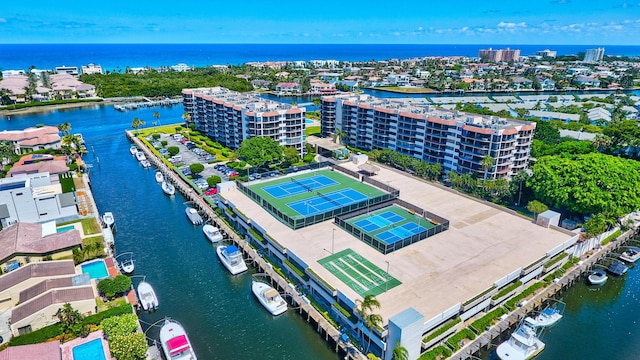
[318, 248, 401, 296]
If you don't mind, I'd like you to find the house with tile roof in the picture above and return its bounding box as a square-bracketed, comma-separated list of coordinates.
[0, 126, 61, 155]
[0, 340, 61, 360]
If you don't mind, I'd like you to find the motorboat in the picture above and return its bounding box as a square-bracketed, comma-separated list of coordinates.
[185, 207, 203, 225]
[155, 171, 164, 183]
[160, 319, 197, 360]
[203, 224, 224, 243]
[588, 269, 608, 285]
[119, 257, 135, 275]
[216, 245, 248, 275]
[141, 159, 151, 168]
[607, 260, 629, 276]
[102, 212, 115, 229]
[619, 246, 640, 263]
[252, 280, 287, 316]
[137, 281, 159, 311]
[135, 150, 147, 162]
[135, 150, 146, 162]
[531, 307, 562, 328]
[496, 317, 545, 360]
[129, 145, 138, 155]
[162, 181, 175, 196]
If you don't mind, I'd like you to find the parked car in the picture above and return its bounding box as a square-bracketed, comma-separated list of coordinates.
[204, 188, 218, 195]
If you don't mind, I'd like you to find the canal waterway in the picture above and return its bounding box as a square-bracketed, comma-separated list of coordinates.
[3, 104, 640, 359]
[0, 105, 337, 360]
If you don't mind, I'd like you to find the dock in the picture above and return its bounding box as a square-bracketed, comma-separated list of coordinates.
[126, 130, 365, 360]
[114, 97, 182, 112]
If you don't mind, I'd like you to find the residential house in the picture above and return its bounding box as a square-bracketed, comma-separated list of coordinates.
[309, 81, 337, 96]
[170, 63, 191, 72]
[0, 340, 61, 359]
[54, 66, 79, 76]
[538, 78, 556, 91]
[0, 126, 61, 154]
[587, 107, 611, 123]
[275, 82, 302, 96]
[574, 75, 601, 88]
[510, 77, 533, 90]
[386, 73, 410, 86]
[8, 154, 69, 177]
[80, 64, 103, 75]
[50, 74, 96, 99]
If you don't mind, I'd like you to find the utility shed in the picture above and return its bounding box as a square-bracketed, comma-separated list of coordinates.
[537, 210, 561, 228]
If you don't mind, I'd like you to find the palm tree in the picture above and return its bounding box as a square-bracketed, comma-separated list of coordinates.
[355, 294, 383, 353]
[57, 122, 71, 135]
[55, 303, 89, 340]
[480, 155, 494, 183]
[153, 111, 161, 125]
[592, 134, 612, 150]
[131, 117, 142, 135]
[391, 342, 409, 360]
[526, 200, 548, 220]
[334, 127, 347, 145]
[182, 112, 192, 125]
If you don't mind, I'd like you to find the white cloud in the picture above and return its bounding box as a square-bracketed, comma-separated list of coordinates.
[497, 21, 527, 29]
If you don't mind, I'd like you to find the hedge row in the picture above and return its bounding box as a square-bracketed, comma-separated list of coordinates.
[445, 328, 476, 351]
[504, 282, 545, 311]
[492, 281, 523, 300]
[543, 252, 569, 269]
[418, 345, 452, 360]
[423, 318, 461, 343]
[469, 307, 506, 333]
[602, 230, 621, 245]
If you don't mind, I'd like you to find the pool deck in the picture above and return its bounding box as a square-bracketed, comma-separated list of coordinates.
[221, 162, 576, 322]
[60, 329, 112, 360]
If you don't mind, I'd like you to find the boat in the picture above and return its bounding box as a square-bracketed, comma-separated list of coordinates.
[619, 246, 640, 263]
[251, 280, 287, 316]
[162, 181, 175, 196]
[137, 281, 159, 311]
[531, 307, 562, 328]
[102, 212, 115, 229]
[129, 145, 138, 155]
[216, 245, 248, 275]
[159, 319, 197, 360]
[116, 252, 135, 275]
[140, 159, 151, 168]
[135, 150, 146, 162]
[496, 317, 545, 360]
[185, 207, 203, 225]
[588, 269, 608, 285]
[155, 171, 164, 183]
[607, 260, 629, 276]
[203, 224, 224, 243]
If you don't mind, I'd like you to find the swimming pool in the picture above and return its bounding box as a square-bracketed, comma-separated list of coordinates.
[57, 225, 76, 233]
[72, 338, 107, 360]
[305, 119, 313, 125]
[81, 260, 108, 279]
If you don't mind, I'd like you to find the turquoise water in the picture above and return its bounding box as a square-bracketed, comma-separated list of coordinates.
[305, 119, 314, 125]
[72, 338, 106, 360]
[81, 260, 108, 279]
[57, 225, 76, 233]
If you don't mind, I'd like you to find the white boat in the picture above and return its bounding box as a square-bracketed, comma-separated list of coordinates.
[216, 245, 248, 275]
[162, 181, 175, 196]
[141, 159, 151, 168]
[588, 269, 608, 285]
[120, 258, 135, 274]
[185, 207, 203, 225]
[496, 317, 545, 360]
[531, 307, 562, 328]
[203, 224, 224, 243]
[155, 171, 164, 183]
[135, 150, 146, 162]
[160, 319, 197, 360]
[102, 212, 115, 229]
[137, 281, 159, 311]
[252, 280, 287, 316]
[129, 145, 138, 155]
[619, 246, 640, 263]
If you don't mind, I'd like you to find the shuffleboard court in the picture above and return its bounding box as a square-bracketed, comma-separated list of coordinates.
[318, 248, 401, 297]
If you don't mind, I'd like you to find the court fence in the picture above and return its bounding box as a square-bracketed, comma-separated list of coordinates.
[237, 177, 399, 230]
[335, 200, 450, 254]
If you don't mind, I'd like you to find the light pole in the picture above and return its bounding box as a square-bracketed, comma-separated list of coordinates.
[385, 260, 390, 292]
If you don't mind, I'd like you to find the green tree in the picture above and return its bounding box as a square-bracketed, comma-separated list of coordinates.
[153, 111, 161, 125]
[167, 146, 180, 156]
[189, 163, 205, 174]
[207, 175, 222, 187]
[480, 155, 494, 183]
[236, 137, 283, 168]
[97, 275, 132, 299]
[592, 134, 612, 150]
[526, 200, 548, 219]
[101, 313, 138, 339]
[582, 214, 608, 242]
[311, 98, 321, 107]
[282, 147, 301, 167]
[57, 122, 71, 135]
[334, 127, 347, 145]
[54, 303, 89, 340]
[131, 117, 142, 135]
[391, 342, 409, 360]
[355, 295, 383, 353]
[109, 333, 148, 360]
[602, 120, 640, 150]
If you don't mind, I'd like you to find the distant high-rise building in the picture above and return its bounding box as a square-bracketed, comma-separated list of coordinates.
[478, 48, 520, 63]
[584, 48, 605, 62]
[536, 49, 557, 58]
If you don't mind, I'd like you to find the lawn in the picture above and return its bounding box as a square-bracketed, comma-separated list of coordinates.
[373, 86, 437, 94]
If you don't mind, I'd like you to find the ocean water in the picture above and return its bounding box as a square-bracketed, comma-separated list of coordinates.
[1, 44, 640, 72]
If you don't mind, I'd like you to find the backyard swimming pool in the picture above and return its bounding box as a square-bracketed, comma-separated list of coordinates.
[81, 260, 108, 279]
[57, 225, 76, 233]
[72, 338, 107, 360]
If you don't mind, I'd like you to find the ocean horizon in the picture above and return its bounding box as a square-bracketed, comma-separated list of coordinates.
[2, 43, 640, 72]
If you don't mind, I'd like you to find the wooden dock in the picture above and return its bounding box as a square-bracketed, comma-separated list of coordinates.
[448, 228, 638, 360]
[127, 131, 365, 360]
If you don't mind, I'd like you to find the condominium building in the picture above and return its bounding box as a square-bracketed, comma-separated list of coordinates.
[536, 49, 557, 58]
[182, 87, 306, 156]
[584, 47, 605, 62]
[478, 47, 521, 63]
[321, 94, 535, 179]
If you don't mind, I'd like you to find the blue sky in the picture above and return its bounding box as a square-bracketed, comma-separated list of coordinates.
[1, 0, 639, 44]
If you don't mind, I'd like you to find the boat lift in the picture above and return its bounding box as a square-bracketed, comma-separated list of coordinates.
[114, 252, 135, 275]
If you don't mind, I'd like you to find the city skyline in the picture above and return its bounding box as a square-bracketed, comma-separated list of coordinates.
[2, 0, 639, 44]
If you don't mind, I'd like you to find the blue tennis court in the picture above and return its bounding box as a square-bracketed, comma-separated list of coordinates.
[288, 188, 369, 217]
[263, 175, 338, 199]
[354, 211, 405, 232]
[376, 222, 427, 244]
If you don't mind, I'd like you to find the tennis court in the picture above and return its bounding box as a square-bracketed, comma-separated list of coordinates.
[353, 211, 405, 232]
[376, 222, 427, 244]
[318, 249, 401, 297]
[346, 205, 435, 245]
[288, 188, 369, 217]
[263, 175, 338, 199]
